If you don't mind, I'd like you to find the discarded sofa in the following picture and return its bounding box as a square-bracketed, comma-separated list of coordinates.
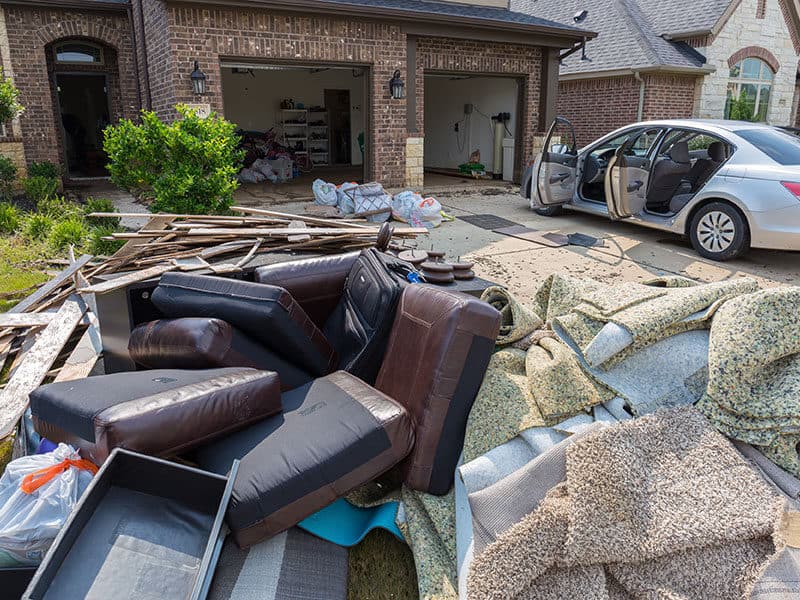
[30, 251, 501, 550]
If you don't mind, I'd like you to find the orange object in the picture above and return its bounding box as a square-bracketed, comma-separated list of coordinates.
[20, 458, 98, 495]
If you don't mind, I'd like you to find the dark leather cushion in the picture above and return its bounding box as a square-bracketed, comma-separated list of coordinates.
[151, 272, 337, 377]
[31, 367, 282, 465]
[194, 371, 414, 547]
[254, 252, 359, 327]
[375, 285, 501, 495]
[129, 318, 313, 391]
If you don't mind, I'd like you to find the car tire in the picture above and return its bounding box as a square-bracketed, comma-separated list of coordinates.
[534, 205, 564, 217]
[688, 202, 749, 261]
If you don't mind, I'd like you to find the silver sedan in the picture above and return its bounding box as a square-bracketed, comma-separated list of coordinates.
[522, 118, 800, 261]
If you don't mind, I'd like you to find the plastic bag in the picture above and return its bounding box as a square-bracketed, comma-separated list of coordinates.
[313, 179, 338, 206]
[352, 183, 392, 223]
[0, 444, 96, 566]
[392, 191, 443, 229]
[336, 182, 358, 215]
[251, 159, 279, 183]
[238, 168, 265, 184]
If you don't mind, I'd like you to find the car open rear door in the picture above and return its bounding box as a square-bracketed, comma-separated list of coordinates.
[604, 136, 652, 219]
[531, 117, 578, 209]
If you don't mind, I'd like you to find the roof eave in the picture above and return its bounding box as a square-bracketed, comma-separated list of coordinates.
[559, 64, 715, 80]
[662, 29, 712, 41]
[0, 0, 128, 9]
[169, 0, 597, 44]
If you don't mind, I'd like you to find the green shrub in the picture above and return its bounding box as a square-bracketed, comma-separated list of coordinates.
[83, 197, 120, 228]
[87, 224, 125, 256]
[104, 104, 244, 214]
[0, 202, 19, 233]
[22, 213, 54, 240]
[0, 69, 23, 124]
[48, 217, 88, 250]
[27, 161, 60, 180]
[23, 175, 59, 204]
[0, 156, 16, 199]
[36, 195, 80, 221]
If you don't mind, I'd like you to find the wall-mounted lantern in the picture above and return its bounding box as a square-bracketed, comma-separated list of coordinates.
[191, 61, 207, 96]
[389, 69, 404, 99]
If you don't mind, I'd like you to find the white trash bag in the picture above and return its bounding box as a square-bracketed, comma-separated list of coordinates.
[392, 191, 443, 229]
[0, 444, 95, 566]
[312, 179, 338, 206]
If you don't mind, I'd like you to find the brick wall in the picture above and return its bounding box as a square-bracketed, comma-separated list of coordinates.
[416, 37, 543, 168]
[558, 73, 698, 145]
[3, 5, 138, 168]
[137, 0, 175, 116]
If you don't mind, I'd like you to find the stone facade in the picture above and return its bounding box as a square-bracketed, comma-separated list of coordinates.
[695, 0, 800, 123]
[0, 140, 27, 184]
[405, 137, 424, 188]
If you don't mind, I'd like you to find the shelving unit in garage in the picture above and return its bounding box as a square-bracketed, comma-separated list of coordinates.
[280, 108, 308, 160]
[307, 108, 329, 166]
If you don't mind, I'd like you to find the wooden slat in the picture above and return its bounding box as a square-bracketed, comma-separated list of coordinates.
[231, 206, 373, 229]
[53, 325, 101, 383]
[8, 254, 93, 313]
[0, 313, 54, 328]
[109, 215, 175, 261]
[79, 264, 176, 295]
[0, 297, 87, 438]
[287, 220, 311, 243]
[184, 226, 426, 236]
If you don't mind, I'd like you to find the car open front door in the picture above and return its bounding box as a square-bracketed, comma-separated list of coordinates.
[531, 117, 578, 209]
[604, 131, 656, 219]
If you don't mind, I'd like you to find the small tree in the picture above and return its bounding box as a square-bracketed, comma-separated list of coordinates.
[103, 104, 244, 214]
[0, 69, 23, 124]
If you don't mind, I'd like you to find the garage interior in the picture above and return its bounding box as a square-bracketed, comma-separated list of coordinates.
[423, 74, 520, 186]
[221, 63, 367, 196]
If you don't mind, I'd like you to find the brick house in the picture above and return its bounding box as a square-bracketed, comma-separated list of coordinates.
[0, 0, 591, 187]
[513, 0, 800, 145]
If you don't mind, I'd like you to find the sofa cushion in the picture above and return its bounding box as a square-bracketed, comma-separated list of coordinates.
[194, 371, 414, 547]
[128, 318, 313, 391]
[31, 367, 282, 465]
[151, 273, 337, 377]
[375, 285, 501, 495]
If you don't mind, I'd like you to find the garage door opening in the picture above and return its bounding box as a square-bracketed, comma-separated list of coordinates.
[221, 62, 368, 198]
[423, 74, 520, 187]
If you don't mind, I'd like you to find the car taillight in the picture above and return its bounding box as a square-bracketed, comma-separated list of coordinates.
[781, 181, 800, 197]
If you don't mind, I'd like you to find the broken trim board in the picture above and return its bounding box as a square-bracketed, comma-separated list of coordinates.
[0, 313, 55, 328]
[0, 296, 87, 438]
[8, 254, 93, 313]
[79, 264, 176, 295]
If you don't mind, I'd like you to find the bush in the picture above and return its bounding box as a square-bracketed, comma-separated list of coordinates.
[22, 213, 54, 241]
[83, 197, 120, 228]
[87, 224, 124, 256]
[0, 156, 16, 199]
[27, 161, 60, 180]
[0, 69, 23, 124]
[0, 202, 19, 233]
[23, 175, 59, 205]
[104, 104, 244, 214]
[37, 195, 80, 220]
[48, 217, 88, 250]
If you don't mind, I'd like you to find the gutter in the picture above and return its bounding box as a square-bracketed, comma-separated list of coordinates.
[559, 65, 716, 81]
[662, 29, 712, 40]
[0, 0, 128, 10]
[633, 70, 645, 121]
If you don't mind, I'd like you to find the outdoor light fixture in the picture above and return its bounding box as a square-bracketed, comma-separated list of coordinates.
[191, 61, 207, 95]
[389, 69, 404, 99]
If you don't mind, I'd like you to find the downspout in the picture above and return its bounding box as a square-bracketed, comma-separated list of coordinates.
[634, 70, 645, 121]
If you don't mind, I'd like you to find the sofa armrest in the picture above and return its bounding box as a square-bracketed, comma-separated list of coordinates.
[254, 252, 359, 327]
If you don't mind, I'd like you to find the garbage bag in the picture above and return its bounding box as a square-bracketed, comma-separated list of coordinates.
[392, 191, 443, 229]
[337, 182, 359, 215]
[238, 168, 265, 184]
[0, 444, 96, 566]
[251, 159, 279, 183]
[352, 182, 392, 223]
[313, 179, 338, 206]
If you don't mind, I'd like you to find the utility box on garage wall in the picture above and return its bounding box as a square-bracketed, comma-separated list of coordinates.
[502, 138, 515, 182]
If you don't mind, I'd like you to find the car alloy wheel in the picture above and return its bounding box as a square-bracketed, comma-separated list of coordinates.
[696, 210, 735, 253]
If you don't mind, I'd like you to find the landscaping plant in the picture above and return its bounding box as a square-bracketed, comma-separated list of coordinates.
[27, 161, 60, 180]
[0, 156, 17, 200]
[48, 217, 89, 251]
[0, 202, 19, 234]
[83, 197, 120, 227]
[22, 213, 54, 241]
[87, 223, 125, 256]
[104, 104, 244, 215]
[0, 68, 23, 124]
[22, 175, 59, 205]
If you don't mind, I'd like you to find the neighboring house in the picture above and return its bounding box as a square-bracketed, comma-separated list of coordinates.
[0, 0, 592, 187]
[513, 0, 800, 145]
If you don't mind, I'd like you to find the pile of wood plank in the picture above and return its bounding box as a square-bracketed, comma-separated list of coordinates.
[0, 207, 428, 452]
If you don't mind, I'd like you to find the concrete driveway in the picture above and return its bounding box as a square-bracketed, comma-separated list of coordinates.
[412, 192, 800, 302]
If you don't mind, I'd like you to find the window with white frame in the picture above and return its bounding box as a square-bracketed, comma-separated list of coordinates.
[724, 57, 773, 122]
[54, 42, 104, 65]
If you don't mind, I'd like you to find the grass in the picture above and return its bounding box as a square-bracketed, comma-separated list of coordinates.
[0, 236, 52, 312]
[348, 529, 419, 600]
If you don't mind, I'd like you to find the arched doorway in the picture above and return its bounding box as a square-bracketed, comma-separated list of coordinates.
[47, 38, 120, 177]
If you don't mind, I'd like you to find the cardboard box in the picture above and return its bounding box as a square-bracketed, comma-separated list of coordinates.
[23, 449, 237, 600]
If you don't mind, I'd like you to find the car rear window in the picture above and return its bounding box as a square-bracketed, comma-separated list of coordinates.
[734, 128, 800, 165]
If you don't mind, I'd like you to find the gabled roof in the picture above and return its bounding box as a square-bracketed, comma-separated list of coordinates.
[512, 0, 718, 76]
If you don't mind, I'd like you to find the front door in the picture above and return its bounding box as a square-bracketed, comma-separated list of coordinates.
[604, 128, 663, 219]
[56, 73, 111, 177]
[531, 117, 578, 209]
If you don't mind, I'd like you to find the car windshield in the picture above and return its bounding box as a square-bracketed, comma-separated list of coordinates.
[734, 128, 800, 165]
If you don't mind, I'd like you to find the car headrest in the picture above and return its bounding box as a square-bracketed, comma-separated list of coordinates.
[708, 141, 725, 162]
[669, 141, 690, 164]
